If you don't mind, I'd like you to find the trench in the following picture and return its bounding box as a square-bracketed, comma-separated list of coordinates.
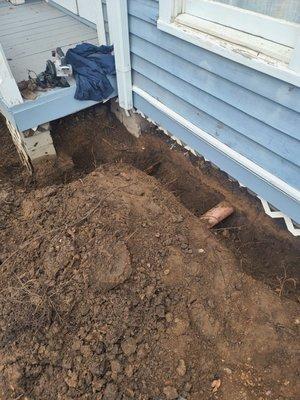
[48, 103, 300, 302]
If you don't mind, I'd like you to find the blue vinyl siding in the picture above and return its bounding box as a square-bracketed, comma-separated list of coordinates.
[134, 92, 300, 223]
[127, 0, 300, 223]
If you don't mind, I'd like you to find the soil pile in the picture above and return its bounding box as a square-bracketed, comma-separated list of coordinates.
[52, 107, 300, 303]
[0, 163, 299, 400]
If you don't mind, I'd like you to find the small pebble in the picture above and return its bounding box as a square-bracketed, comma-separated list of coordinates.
[125, 364, 134, 378]
[121, 338, 137, 356]
[165, 313, 173, 323]
[103, 383, 118, 400]
[207, 299, 214, 308]
[163, 386, 178, 399]
[110, 360, 122, 375]
[65, 371, 78, 388]
[125, 388, 135, 398]
[184, 382, 192, 392]
[176, 359, 187, 376]
[223, 367, 232, 375]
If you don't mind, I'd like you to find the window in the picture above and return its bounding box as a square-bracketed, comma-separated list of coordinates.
[158, 0, 300, 86]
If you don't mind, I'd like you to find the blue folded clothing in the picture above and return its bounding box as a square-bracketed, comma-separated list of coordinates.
[66, 43, 115, 101]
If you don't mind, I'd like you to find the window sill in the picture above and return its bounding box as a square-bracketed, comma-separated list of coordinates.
[157, 16, 300, 87]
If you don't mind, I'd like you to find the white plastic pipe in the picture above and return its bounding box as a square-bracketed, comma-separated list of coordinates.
[106, 0, 133, 110]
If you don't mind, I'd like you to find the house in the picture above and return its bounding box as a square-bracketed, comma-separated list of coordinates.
[108, 0, 300, 235]
[1, 0, 300, 235]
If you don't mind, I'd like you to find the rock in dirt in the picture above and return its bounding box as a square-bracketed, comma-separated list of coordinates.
[110, 359, 122, 378]
[163, 385, 179, 399]
[125, 364, 134, 378]
[121, 338, 137, 356]
[211, 378, 221, 393]
[0, 189, 9, 202]
[165, 312, 173, 322]
[103, 383, 118, 400]
[64, 371, 78, 388]
[83, 235, 132, 291]
[176, 359, 187, 376]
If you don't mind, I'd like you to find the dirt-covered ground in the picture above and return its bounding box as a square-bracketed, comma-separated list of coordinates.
[0, 105, 299, 400]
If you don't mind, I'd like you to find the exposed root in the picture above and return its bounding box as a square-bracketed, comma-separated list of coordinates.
[276, 265, 297, 298]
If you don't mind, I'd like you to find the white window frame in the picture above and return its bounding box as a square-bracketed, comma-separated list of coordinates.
[158, 0, 300, 87]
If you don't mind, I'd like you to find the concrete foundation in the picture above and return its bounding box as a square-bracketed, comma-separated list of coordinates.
[23, 123, 57, 161]
[111, 101, 151, 138]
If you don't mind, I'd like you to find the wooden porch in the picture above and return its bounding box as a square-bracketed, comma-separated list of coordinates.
[0, 0, 116, 133]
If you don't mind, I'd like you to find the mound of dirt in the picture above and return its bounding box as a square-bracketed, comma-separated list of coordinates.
[51, 108, 300, 302]
[0, 163, 299, 400]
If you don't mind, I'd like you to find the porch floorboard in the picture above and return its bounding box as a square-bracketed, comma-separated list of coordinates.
[0, 0, 98, 82]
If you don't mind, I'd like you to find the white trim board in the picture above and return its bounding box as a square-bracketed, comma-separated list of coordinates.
[157, 19, 300, 87]
[176, 13, 292, 64]
[184, 0, 300, 48]
[158, 0, 300, 86]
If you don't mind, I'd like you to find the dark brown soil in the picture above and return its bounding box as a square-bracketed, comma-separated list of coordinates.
[51, 105, 300, 303]
[0, 105, 299, 400]
[0, 117, 26, 187]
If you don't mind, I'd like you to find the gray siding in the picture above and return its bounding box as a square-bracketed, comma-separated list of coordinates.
[127, 0, 300, 223]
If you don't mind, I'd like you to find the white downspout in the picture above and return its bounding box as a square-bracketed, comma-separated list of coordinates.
[106, 0, 133, 110]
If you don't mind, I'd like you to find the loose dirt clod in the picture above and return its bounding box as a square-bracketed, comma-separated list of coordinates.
[121, 338, 137, 357]
[176, 359, 187, 377]
[163, 385, 179, 399]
